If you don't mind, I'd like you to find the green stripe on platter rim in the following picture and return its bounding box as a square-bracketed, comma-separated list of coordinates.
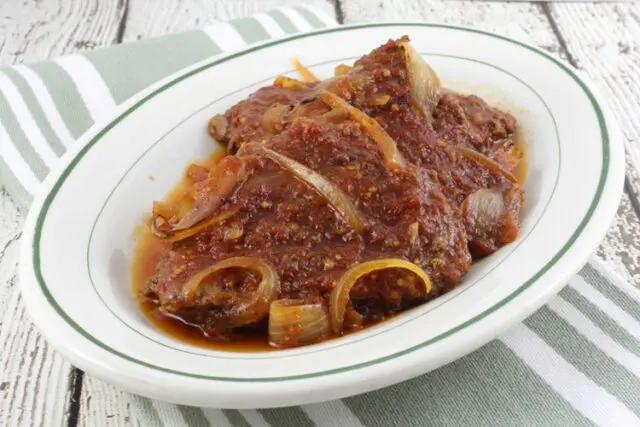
[32, 23, 611, 382]
[85, 52, 560, 360]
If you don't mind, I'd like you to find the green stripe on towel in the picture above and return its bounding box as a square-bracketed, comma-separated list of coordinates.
[1, 69, 65, 156]
[83, 31, 221, 105]
[582, 264, 640, 322]
[267, 10, 298, 33]
[293, 6, 326, 28]
[232, 17, 272, 44]
[344, 340, 591, 427]
[28, 62, 94, 138]
[222, 410, 252, 427]
[0, 92, 48, 180]
[526, 307, 640, 414]
[177, 405, 211, 427]
[560, 286, 640, 357]
[260, 406, 315, 427]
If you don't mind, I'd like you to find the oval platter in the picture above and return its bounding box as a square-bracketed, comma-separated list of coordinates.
[19, 23, 624, 408]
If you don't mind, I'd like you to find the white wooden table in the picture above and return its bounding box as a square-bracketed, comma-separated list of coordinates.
[1, 0, 639, 425]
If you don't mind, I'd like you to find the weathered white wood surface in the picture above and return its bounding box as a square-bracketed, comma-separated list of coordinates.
[548, 3, 640, 281]
[343, 0, 560, 50]
[0, 0, 125, 65]
[78, 376, 133, 427]
[0, 190, 70, 427]
[0, 1, 126, 426]
[0, 0, 639, 425]
[124, 0, 333, 42]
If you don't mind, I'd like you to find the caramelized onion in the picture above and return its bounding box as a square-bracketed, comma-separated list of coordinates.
[151, 207, 238, 242]
[399, 41, 441, 110]
[408, 222, 420, 251]
[268, 299, 330, 347]
[437, 141, 518, 184]
[370, 95, 391, 106]
[322, 107, 348, 123]
[208, 115, 228, 141]
[462, 189, 505, 236]
[151, 156, 246, 240]
[274, 75, 308, 90]
[492, 142, 523, 172]
[223, 221, 244, 241]
[186, 164, 210, 182]
[293, 57, 319, 83]
[262, 103, 288, 134]
[344, 304, 364, 329]
[176, 156, 246, 229]
[455, 145, 518, 184]
[334, 64, 352, 76]
[330, 259, 432, 334]
[182, 257, 279, 327]
[318, 91, 406, 170]
[260, 146, 365, 233]
[152, 207, 238, 242]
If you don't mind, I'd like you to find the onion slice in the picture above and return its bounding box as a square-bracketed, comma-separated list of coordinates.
[318, 91, 406, 171]
[455, 145, 518, 184]
[152, 207, 238, 242]
[399, 41, 441, 110]
[463, 188, 505, 233]
[260, 146, 365, 233]
[274, 75, 308, 90]
[176, 156, 246, 229]
[151, 156, 246, 241]
[437, 141, 518, 184]
[334, 64, 352, 76]
[330, 259, 432, 334]
[268, 299, 330, 347]
[182, 257, 279, 327]
[293, 57, 319, 83]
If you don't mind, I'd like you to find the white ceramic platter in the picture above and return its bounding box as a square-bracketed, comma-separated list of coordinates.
[19, 23, 624, 408]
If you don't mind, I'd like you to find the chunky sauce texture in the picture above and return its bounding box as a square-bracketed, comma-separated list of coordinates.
[132, 36, 527, 351]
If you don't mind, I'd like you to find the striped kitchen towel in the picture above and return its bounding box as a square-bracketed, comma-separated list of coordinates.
[1, 4, 639, 427]
[0, 2, 335, 208]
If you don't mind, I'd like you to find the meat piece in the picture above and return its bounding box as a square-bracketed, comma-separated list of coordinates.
[146, 109, 471, 337]
[213, 83, 314, 152]
[309, 37, 523, 255]
[433, 92, 517, 156]
[143, 36, 525, 341]
[213, 37, 523, 254]
[329, 37, 524, 255]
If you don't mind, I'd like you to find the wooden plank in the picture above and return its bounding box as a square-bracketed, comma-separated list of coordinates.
[0, 189, 71, 427]
[545, 3, 640, 284]
[0, 0, 126, 65]
[78, 377, 134, 427]
[0, 1, 127, 426]
[123, 0, 334, 41]
[547, 3, 640, 194]
[598, 191, 640, 284]
[341, 0, 561, 51]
